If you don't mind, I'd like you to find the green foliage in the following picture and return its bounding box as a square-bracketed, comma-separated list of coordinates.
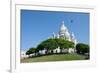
[37, 38, 74, 51]
[37, 43, 44, 50]
[55, 38, 74, 49]
[26, 38, 75, 55]
[37, 38, 58, 50]
[26, 47, 36, 55]
[76, 43, 89, 54]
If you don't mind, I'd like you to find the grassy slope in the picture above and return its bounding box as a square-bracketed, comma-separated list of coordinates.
[21, 54, 88, 63]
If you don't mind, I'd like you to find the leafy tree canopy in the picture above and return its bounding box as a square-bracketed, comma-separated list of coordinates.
[37, 38, 74, 50]
[26, 47, 36, 55]
[37, 38, 58, 50]
[76, 43, 89, 54]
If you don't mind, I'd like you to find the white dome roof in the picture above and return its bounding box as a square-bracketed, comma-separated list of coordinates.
[60, 24, 66, 31]
[60, 21, 67, 32]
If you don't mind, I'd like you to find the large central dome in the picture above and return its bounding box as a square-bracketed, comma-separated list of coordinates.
[60, 21, 67, 32]
[52, 21, 77, 45]
[59, 21, 70, 40]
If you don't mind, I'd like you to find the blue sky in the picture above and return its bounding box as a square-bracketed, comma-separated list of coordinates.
[21, 10, 89, 51]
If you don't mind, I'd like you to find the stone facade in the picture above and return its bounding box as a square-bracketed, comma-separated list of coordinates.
[52, 21, 77, 45]
[51, 21, 77, 53]
[21, 21, 78, 57]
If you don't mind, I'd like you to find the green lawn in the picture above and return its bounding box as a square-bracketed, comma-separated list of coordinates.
[21, 54, 88, 63]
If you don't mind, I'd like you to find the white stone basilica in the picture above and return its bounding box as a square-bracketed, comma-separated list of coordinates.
[52, 21, 77, 45]
[21, 21, 78, 59]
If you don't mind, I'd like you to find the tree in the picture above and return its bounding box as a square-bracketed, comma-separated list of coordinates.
[76, 43, 89, 54]
[26, 47, 36, 55]
[55, 38, 74, 53]
[37, 38, 75, 54]
[37, 38, 58, 54]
